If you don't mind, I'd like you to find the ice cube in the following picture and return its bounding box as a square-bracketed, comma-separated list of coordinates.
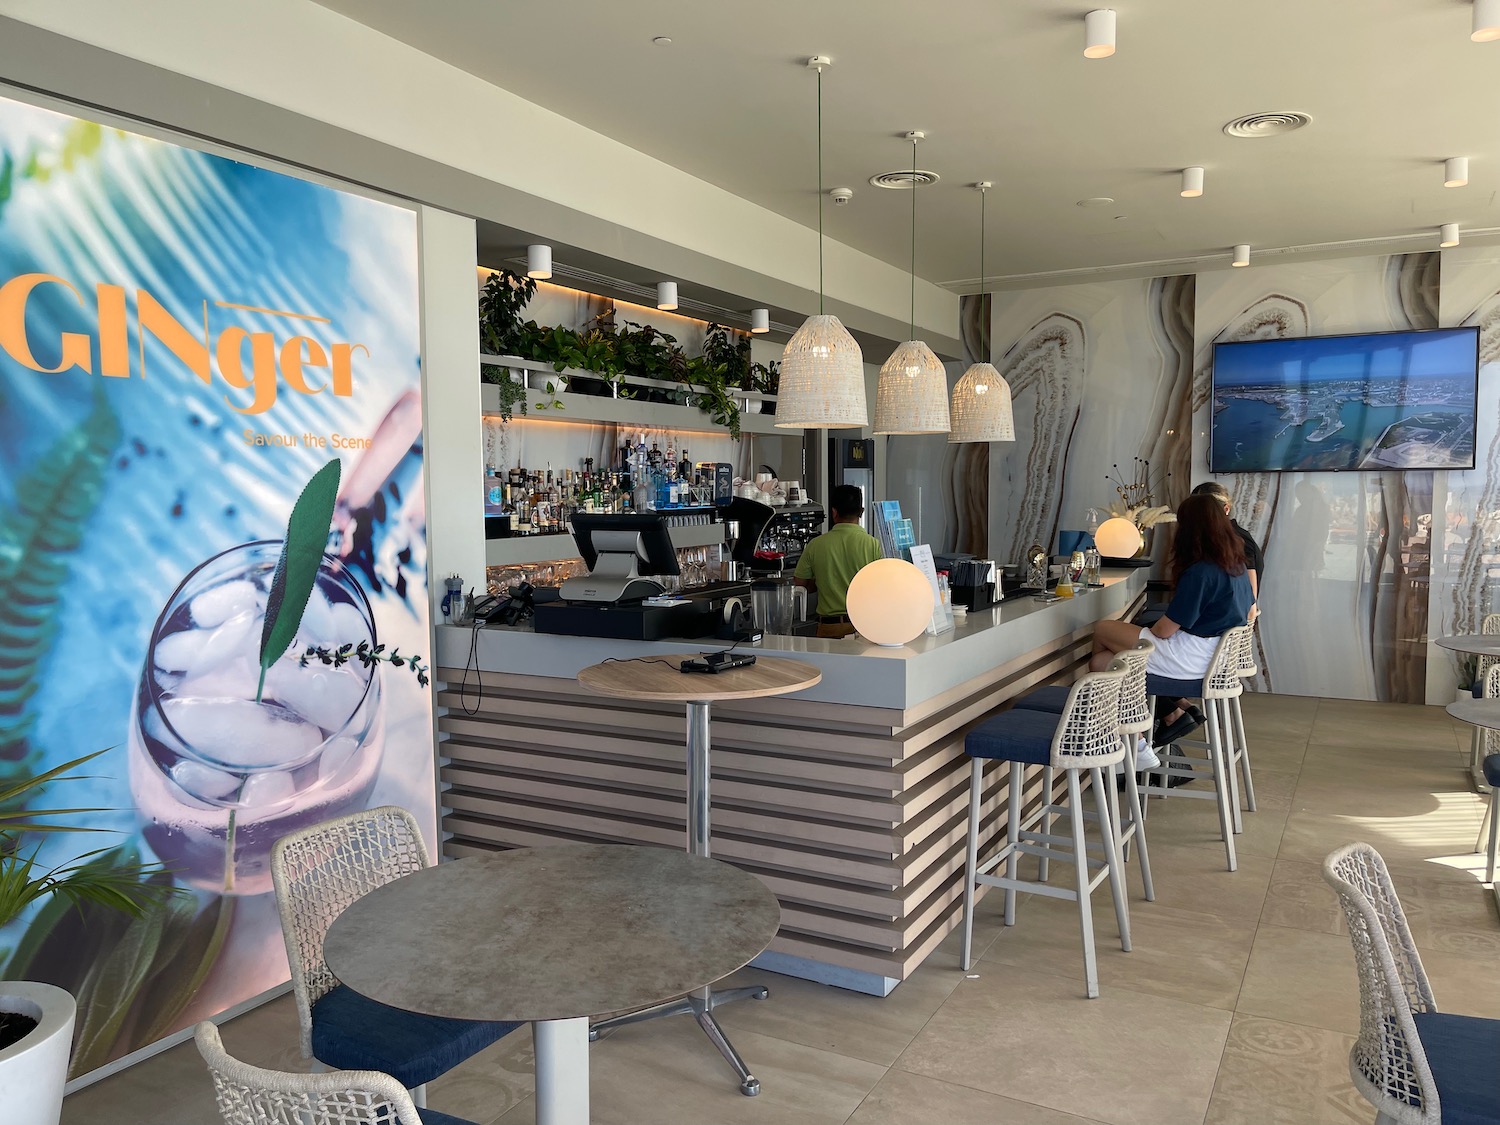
[295, 588, 338, 646]
[263, 659, 369, 734]
[160, 696, 323, 772]
[318, 735, 360, 783]
[325, 602, 368, 647]
[175, 655, 261, 702]
[190, 580, 263, 628]
[237, 769, 297, 809]
[195, 610, 259, 674]
[154, 627, 209, 672]
[170, 759, 243, 803]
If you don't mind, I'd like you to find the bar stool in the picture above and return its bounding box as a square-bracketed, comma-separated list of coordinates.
[1011, 639, 1156, 900]
[1137, 626, 1249, 872]
[1472, 664, 1500, 861]
[1224, 623, 1259, 826]
[1469, 614, 1500, 782]
[960, 663, 1130, 998]
[1483, 754, 1500, 884]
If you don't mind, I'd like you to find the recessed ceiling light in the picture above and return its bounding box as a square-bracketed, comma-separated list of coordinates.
[1445, 157, 1470, 188]
[1222, 112, 1313, 138]
[1076, 196, 1115, 207]
[652, 36, 673, 45]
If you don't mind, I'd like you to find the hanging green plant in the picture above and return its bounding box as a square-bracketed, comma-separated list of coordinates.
[477, 269, 537, 356]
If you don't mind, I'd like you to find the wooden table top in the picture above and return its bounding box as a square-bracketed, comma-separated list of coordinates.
[1434, 634, 1500, 656]
[1448, 699, 1500, 730]
[577, 653, 822, 703]
[324, 844, 781, 1024]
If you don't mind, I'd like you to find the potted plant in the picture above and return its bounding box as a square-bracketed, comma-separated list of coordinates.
[0, 751, 176, 1125]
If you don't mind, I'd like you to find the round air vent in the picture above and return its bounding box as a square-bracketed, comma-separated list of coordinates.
[869, 169, 941, 189]
[1222, 112, 1312, 138]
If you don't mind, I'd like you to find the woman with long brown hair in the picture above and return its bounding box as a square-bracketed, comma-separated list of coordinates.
[1091, 493, 1256, 757]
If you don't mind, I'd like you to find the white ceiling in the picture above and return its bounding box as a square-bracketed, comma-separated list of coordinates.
[315, 0, 1500, 288]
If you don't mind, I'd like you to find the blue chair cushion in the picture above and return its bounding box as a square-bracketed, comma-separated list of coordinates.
[965, 707, 1058, 765]
[1484, 754, 1500, 789]
[1412, 1009, 1500, 1125]
[1474, 681, 1486, 699]
[1145, 673, 1202, 699]
[419, 1111, 480, 1125]
[1012, 684, 1070, 714]
[312, 985, 521, 1089]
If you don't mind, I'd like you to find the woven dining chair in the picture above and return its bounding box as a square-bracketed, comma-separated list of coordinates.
[1322, 842, 1500, 1124]
[194, 1021, 477, 1125]
[270, 807, 519, 1099]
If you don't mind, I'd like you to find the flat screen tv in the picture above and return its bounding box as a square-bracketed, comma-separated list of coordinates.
[1210, 326, 1479, 473]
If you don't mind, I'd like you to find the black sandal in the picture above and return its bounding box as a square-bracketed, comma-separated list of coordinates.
[1153, 710, 1205, 748]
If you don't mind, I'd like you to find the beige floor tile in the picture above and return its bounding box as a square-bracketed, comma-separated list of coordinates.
[848, 1069, 1108, 1125]
[1204, 1014, 1368, 1125]
[499, 1018, 885, 1125]
[979, 894, 1255, 1010]
[1239, 766, 1298, 811]
[1260, 859, 1345, 937]
[1236, 924, 1359, 1035]
[1291, 767, 1480, 821]
[896, 967, 1230, 1125]
[709, 962, 962, 1067]
[1139, 790, 1288, 861]
[428, 1026, 535, 1124]
[1130, 841, 1275, 922]
[1309, 713, 1469, 755]
[1276, 807, 1484, 873]
[1242, 691, 1322, 720]
[1235, 736, 1310, 773]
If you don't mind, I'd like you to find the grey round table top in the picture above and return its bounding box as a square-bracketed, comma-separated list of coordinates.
[1448, 699, 1500, 730]
[1434, 634, 1500, 656]
[323, 843, 781, 1024]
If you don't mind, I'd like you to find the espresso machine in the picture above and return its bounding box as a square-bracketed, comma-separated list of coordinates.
[725, 497, 825, 577]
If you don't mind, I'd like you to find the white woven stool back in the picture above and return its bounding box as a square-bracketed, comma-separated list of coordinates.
[1321, 843, 1438, 1125]
[1116, 639, 1155, 736]
[270, 806, 430, 1058]
[1202, 627, 1249, 700]
[195, 1021, 426, 1125]
[1483, 662, 1500, 757]
[1237, 620, 1259, 678]
[1053, 664, 1129, 770]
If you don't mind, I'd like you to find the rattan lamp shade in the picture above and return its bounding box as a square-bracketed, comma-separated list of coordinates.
[774, 313, 868, 429]
[873, 340, 951, 435]
[948, 362, 1015, 444]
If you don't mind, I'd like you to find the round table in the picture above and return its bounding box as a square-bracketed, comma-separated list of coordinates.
[1447, 699, 1500, 731]
[575, 653, 820, 1095]
[1435, 634, 1500, 658]
[324, 844, 780, 1125]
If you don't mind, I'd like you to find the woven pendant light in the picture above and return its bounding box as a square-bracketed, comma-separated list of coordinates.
[873, 132, 950, 436]
[776, 57, 868, 430]
[950, 183, 1015, 443]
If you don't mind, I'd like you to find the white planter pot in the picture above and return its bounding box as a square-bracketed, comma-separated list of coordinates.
[0, 982, 76, 1125]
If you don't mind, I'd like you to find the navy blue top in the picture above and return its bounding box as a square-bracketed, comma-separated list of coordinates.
[1166, 561, 1254, 637]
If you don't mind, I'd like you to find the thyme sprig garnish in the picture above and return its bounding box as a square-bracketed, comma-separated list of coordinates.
[300, 641, 430, 688]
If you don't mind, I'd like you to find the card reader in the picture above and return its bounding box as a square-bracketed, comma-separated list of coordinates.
[680, 652, 757, 675]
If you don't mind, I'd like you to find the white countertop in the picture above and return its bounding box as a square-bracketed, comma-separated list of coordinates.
[435, 569, 1148, 711]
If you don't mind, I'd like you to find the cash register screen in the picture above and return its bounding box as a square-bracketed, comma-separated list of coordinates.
[570, 512, 680, 577]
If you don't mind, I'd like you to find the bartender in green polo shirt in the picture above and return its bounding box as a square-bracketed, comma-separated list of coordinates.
[794, 484, 884, 639]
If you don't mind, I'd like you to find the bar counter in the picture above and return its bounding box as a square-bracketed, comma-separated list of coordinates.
[434, 568, 1148, 995]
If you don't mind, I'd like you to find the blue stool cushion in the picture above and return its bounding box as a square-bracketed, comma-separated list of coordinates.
[1145, 673, 1202, 699]
[965, 707, 1059, 765]
[312, 985, 520, 1089]
[1012, 684, 1070, 714]
[1474, 681, 1486, 699]
[1484, 754, 1500, 789]
[419, 1111, 480, 1125]
[1412, 1009, 1500, 1125]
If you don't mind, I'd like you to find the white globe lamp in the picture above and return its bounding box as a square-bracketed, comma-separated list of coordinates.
[1095, 517, 1144, 560]
[846, 559, 935, 647]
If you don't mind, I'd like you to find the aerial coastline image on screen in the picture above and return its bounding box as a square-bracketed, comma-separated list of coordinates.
[1210, 327, 1479, 472]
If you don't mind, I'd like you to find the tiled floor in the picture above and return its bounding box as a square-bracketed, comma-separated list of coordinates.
[62, 693, 1498, 1125]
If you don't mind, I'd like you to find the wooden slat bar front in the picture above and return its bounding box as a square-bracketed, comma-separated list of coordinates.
[434, 570, 1148, 993]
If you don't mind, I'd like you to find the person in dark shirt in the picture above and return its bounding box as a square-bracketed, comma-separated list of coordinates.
[1091, 494, 1255, 749]
[1192, 481, 1263, 604]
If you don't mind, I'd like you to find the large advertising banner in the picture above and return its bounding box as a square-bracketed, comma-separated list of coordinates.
[0, 94, 431, 1079]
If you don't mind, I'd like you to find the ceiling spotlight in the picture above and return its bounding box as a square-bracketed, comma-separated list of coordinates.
[749, 308, 770, 334]
[1474, 0, 1500, 41]
[1084, 9, 1116, 58]
[526, 244, 552, 280]
[1232, 244, 1251, 267]
[1445, 157, 1470, 188]
[657, 281, 678, 310]
[1440, 223, 1461, 248]
[1180, 167, 1205, 198]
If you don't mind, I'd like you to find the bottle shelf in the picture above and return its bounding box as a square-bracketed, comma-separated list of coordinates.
[479, 356, 793, 436]
[485, 521, 723, 568]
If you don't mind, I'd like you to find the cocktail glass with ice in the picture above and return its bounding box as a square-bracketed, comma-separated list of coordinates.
[129, 541, 384, 895]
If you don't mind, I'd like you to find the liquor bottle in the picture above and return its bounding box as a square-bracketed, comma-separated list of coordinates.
[678, 448, 692, 484]
[648, 441, 664, 470]
[665, 438, 677, 471]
